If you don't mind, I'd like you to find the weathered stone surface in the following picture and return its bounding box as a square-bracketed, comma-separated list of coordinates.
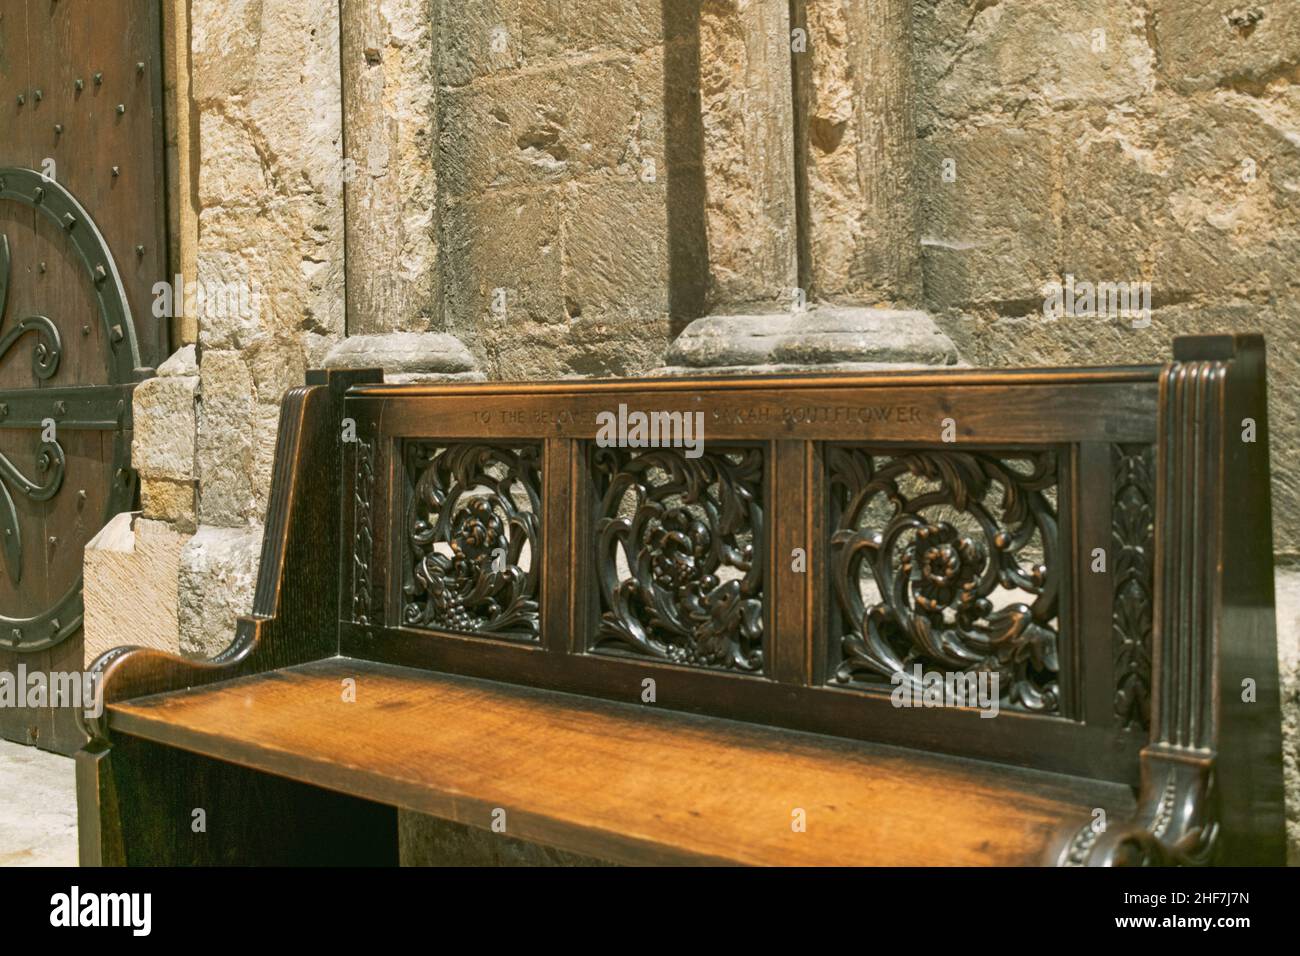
[158, 344, 198, 377]
[914, 0, 1155, 131]
[178, 525, 263, 659]
[324, 332, 485, 382]
[916, 0, 1300, 557]
[187, 0, 345, 536]
[197, 350, 256, 527]
[438, 55, 643, 199]
[441, 188, 564, 336]
[132, 372, 198, 482]
[664, 308, 960, 370]
[437, 0, 525, 88]
[917, 124, 1057, 313]
[563, 179, 670, 321]
[478, 312, 675, 380]
[83, 514, 189, 664]
[698, 0, 798, 309]
[342, 0, 441, 334]
[1152, 0, 1300, 94]
[141, 477, 198, 533]
[802, 0, 922, 305]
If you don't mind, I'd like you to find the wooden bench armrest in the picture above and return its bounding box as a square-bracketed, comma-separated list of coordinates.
[81, 368, 381, 743]
[1048, 334, 1283, 865]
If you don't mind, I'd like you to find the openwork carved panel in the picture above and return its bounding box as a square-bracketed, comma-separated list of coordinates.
[828, 447, 1061, 713]
[402, 442, 542, 642]
[591, 446, 765, 672]
[1112, 443, 1154, 732]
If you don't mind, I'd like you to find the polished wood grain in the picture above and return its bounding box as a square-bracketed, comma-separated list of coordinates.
[107, 657, 1137, 867]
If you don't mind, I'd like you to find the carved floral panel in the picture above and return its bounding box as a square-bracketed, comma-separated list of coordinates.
[402, 442, 542, 642]
[591, 445, 765, 672]
[828, 447, 1061, 714]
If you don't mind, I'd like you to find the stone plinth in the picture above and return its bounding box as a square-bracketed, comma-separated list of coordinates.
[659, 307, 960, 375]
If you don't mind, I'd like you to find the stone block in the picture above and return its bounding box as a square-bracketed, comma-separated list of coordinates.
[178, 524, 263, 659]
[918, 125, 1057, 312]
[440, 188, 564, 331]
[1152, 0, 1300, 93]
[913, 0, 1155, 129]
[132, 371, 198, 482]
[141, 477, 198, 533]
[564, 179, 670, 321]
[519, 0, 665, 60]
[438, 55, 641, 199]
[324, 332, 484, 382]
[197, 350, 256, 527]
[83, 514, 189, 664]
[470, 310, 672, 380]
[437, 0, 523, 88]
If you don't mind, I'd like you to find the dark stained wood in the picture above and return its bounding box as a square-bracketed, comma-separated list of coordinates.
[78, 732, 397, 866]
[1046, 334, 1284, 865]
[362, 381, 1160, 445]
[76, 337, 1284, 866]
[107, 657, 1137, 867]
[0, 0, 168, 753]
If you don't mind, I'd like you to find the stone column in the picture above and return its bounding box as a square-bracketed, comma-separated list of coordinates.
[339, 0, 439, 334]
[663, 0, 957, 373]
[697, 0, 799, 311]
[801, 0, 922, 305]
[332, 0, 481, 381]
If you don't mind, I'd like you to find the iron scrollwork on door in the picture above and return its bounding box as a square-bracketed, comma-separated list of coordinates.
[402, 441, 542, 641]
[828, 447, 1061, 713]
[591, 446, 765, 673]
[0, 167, 146, 652]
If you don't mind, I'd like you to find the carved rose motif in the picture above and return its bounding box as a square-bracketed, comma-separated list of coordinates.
[403, 443, 541, 640]
[830, 449, 1060, 713]
[593, 447, 764, 672]
[907, 522, 985, 614]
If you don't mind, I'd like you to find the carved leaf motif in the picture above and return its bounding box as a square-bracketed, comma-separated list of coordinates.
[402, 442, 542, 641]
[828, 447, 1061, 713]
[1112, 444, 1155, 731]
[592, 446, 765, 672]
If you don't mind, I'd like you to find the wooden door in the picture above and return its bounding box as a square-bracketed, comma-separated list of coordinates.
[0, 0, 167, 753]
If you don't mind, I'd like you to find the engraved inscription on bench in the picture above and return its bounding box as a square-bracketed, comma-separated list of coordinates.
[401, 441, 542, 642]
[828, 447, 1062, 714]
[590, 445, 766, 673]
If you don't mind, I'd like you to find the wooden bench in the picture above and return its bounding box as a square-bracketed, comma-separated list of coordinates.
[76, 333, 1286, 866]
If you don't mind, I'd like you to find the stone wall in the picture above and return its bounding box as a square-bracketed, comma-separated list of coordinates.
[110, 0, 346, 652]
[914, 0, 1300, 557]
[435, 0, 691, 377]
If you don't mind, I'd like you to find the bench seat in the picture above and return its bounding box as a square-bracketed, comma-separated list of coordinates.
[103, 656, 1136, 866]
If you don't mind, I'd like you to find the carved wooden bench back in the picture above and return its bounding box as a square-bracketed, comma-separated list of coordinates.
[334, 333, 1282, 860]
